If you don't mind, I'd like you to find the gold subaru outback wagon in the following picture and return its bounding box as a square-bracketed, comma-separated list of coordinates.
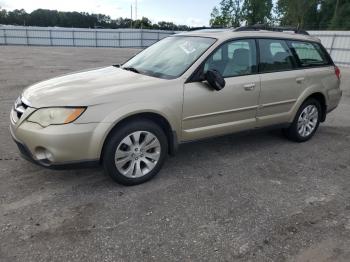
[10, 27, 342, 185]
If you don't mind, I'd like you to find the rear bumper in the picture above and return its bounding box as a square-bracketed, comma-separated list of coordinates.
[327, 88, 343, 113]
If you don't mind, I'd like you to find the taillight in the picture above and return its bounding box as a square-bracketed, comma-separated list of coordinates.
[335, 66, 341, 80]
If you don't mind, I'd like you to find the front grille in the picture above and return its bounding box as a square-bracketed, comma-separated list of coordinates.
[13, 96, 29, 122]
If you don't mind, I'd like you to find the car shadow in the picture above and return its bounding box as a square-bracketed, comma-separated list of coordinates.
[13, 125, 350, 190]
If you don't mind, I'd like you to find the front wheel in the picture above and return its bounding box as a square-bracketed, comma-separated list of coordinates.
[283, 98, 321, 142]
[103, 120, 168, 185]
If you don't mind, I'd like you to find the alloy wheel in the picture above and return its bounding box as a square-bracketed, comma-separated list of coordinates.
[114, 131, 161, 178]
[297, 105, 319, 137]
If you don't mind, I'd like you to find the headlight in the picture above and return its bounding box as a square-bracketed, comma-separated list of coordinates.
[27, 107, 86, 127]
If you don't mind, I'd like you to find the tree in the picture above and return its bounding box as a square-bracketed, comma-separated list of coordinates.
[133, 17, 152, 29]
[0, 7, 7, 24]
[242, 0, 273, 25]
[275, 0, 350, 30]
[276, 0, 321, 29]
[317, 0, 336, 29]
[328, 0, 350, 29]
[28, 9, 59, 27]
[0, 8, 190, 30]
[209, 0, 243, 27]
[157, 21, 176, 30]
[6, 9, 28, 25]
[209, 7, 224, 26]
[209, 0, 349, 30]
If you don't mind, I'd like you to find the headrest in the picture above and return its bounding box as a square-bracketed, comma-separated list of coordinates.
[232, 49, 250, 66]
[273, 52, 290, 63]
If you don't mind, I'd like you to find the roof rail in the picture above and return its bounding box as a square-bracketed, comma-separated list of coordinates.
[234, 24, 309, 36]
[189, 26, 228, 31]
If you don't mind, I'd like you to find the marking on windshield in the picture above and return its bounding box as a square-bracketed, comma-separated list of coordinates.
[180, 41, 197, 54]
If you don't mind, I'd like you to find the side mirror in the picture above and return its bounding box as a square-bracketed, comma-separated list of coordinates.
[205, 70, 226, 91]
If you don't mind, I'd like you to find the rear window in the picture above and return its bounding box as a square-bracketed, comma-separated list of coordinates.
[290, 41, 331, 67]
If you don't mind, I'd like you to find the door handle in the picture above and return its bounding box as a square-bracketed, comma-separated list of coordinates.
[243, 83, 256, 91]
[296, 77, 305, 84]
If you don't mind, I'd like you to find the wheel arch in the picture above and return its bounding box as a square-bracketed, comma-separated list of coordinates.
[304, 92, 327, 122]
[100, 112, 178, 163]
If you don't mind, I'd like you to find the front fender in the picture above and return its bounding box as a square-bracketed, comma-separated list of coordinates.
[83, 102, 181, 160]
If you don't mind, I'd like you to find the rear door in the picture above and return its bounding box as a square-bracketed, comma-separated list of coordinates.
[257, 39, 306, 127]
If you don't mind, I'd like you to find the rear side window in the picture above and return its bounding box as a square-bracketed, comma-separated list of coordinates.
[290, 41, 330, 67]
[258, 39, 295, 73]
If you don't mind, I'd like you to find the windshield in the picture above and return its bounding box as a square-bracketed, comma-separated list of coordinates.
[122, 36, 216, 79]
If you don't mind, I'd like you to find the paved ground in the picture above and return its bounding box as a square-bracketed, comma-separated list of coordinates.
[0, 46, 350, 262]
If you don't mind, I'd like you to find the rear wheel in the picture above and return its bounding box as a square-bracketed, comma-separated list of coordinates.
[103, 120, 168, 185]
[283, 98, 321, 142]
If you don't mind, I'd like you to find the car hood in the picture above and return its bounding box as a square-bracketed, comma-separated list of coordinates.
[22, 66, 167, 107]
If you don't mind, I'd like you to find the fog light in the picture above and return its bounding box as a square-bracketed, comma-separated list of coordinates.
[34, 147, 54, 162]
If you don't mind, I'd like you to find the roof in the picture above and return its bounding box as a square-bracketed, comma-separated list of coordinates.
[177, 29, 320, 43]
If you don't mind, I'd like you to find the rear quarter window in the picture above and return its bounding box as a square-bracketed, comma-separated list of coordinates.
[290, 41, 331, 67]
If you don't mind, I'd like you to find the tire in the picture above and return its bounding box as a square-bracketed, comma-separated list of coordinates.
[283, 98, 321, 142]
[102, 119, 168, 186]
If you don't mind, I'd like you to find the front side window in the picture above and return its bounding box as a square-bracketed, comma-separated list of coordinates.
[290, 41, 330, 67]
[203, 39, 257, 78]
[258, 39, 295, 73]
[122, 36, 216, 79]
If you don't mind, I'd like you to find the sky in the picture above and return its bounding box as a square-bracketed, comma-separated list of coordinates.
[0, 0, 221, 27]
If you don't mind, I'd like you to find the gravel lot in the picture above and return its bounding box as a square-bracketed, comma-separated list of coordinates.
[1, 46, 350, 262]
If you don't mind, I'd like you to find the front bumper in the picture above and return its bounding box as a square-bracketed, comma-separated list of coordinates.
[11, 136, 98, 169]
[10, 113, 105, 168]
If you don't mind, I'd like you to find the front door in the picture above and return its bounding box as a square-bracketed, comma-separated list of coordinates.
[182, 39, 260, 141]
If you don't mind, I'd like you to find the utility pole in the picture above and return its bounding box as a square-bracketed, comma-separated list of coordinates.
[135, 0, 138, 20]
[130, 4, 133, 28]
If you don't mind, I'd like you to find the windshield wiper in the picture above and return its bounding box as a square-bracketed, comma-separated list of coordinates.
[122, 67, 140, 74]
